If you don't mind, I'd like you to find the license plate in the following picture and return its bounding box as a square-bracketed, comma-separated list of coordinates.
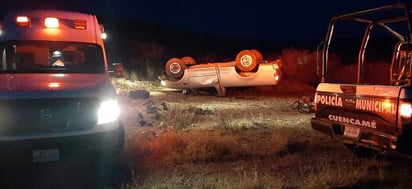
[33, 149, 59, 163]
[344, 126, 360, 138]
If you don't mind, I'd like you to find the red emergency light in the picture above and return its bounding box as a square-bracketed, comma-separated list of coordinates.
[15, 16, 30, 27]
[48, 82, 61, 88]
[73, 20, 87, 30]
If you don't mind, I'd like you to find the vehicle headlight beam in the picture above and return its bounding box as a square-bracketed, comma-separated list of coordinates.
[97, 99, 120, 125]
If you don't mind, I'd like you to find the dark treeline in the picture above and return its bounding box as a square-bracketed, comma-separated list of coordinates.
[100, 17, 320, 79]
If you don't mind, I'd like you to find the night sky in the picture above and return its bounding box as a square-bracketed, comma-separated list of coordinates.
[1, 0, 401, 41]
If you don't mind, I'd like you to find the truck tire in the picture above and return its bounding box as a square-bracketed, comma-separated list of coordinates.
[165, 58, 186, 79]
[181, 56, 196, 65]
[235, 50, 258, 72]
[129, 89, 150, 99]
[250, 49, 263, 63]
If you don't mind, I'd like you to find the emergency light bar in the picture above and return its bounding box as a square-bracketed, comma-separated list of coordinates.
[15, 16, 30, 27]
[44, 17, 59, 28]
[14, 15, 90, 32]
[48, 82, 61, 88]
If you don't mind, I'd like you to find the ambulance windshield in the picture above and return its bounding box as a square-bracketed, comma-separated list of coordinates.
[0, 41, 105, 73]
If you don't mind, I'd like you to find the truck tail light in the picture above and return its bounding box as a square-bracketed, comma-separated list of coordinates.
[15, 16, 30, 27]
[44, 17, 59, 28]
[399, 103, 412, 117]
[274, 68, 280, 81]
[398, 102, 412, 132]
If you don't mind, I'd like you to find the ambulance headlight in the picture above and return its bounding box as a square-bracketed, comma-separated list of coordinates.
[97, 99, 120, 124]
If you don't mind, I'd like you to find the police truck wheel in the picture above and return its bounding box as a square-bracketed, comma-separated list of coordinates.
[165, 58, 186, 79]
[235, 50, 258, 72]
[181, 56, 196, 65]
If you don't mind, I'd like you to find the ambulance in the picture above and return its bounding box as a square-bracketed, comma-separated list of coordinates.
[0, 10, 124, 165]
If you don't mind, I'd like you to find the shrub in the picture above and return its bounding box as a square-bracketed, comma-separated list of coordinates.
[159, 104, 196, 129]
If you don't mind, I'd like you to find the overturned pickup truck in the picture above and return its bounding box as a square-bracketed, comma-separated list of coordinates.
[311, 2, 412, 154]
[159, 50, 282, 96]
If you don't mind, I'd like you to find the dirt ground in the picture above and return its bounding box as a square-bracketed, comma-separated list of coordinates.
[119, 89, 313, 131]
[119, 89, 412, 188]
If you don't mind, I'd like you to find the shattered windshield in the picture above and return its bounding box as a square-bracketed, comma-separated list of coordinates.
[0, 41, 105, 73]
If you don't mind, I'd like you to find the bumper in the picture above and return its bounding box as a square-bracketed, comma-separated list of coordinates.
[311, 118, 398, 151]
[0, 122, 124, 166]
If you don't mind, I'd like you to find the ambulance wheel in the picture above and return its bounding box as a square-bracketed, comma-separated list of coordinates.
[165, 58, 186, 79]
[181, 56, 197, 65]
[235, 50, 258, 72]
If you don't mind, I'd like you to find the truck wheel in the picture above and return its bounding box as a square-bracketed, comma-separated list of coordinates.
[181, 56, 197, 65]
[165, 58, 186, 79]
[250, 49, 263, 63]
[129, 89, 150, 99]
[235, 50, 258, 72]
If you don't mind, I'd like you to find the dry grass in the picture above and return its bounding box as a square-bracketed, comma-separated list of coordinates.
[158, 104, 197, 129]
[112, 78, 160, 94]
[120, 171, 285, 189]
[122, 125, 387, 188]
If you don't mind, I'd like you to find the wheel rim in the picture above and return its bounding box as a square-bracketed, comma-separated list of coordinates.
[240, 55, 253, 67]
[169, 62, 181, 74]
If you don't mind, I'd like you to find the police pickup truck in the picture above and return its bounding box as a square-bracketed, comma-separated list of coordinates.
[311, 2, 412, 154]
[0, 10, 124, 165]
